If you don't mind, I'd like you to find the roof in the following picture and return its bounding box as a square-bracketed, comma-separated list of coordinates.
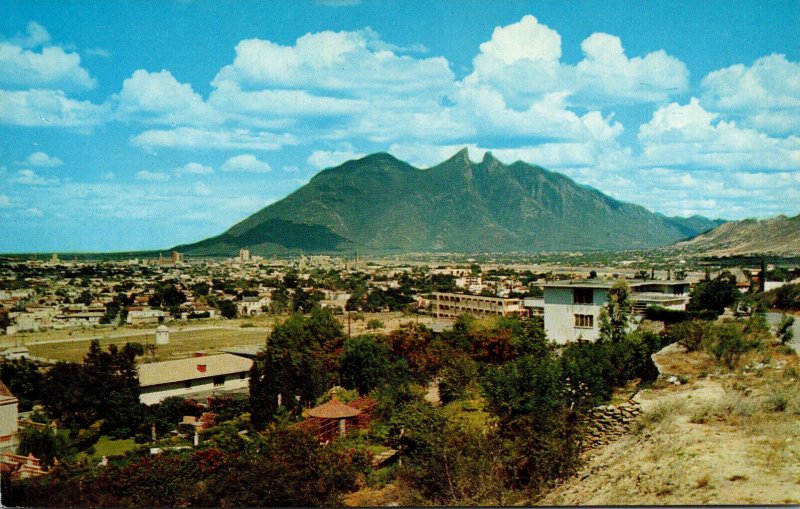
[156, 324, 169, 332]
[308, 394, 361, 419]
[0, 380, 17, 403]
[138, 353, 253, 387]
[540, 279, 689, 289]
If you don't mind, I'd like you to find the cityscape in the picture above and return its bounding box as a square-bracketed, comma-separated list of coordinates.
[1, 1, 799, 506]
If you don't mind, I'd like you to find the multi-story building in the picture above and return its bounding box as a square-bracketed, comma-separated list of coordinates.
[541, 279, 690, 343]
[431, 292, 527, 320]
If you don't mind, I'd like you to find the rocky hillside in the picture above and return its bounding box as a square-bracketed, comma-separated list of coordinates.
[540, 342, 800, 505]
[669, 214, 800, 257]
[175, 149, 722, 256]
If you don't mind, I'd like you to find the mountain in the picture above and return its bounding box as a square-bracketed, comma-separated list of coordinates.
[175, 149, 724, 256]
[667, 214, 800, 257]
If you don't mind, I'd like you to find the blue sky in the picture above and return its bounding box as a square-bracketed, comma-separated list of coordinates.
[2, 0, 799, 252]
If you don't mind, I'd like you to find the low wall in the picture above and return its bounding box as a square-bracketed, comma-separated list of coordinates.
[582, 400, 642, 449]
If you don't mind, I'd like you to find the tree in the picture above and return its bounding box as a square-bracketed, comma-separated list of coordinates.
[17, 427, 74, 467]
[0, 358, 44, 411]
[249, 309, 344, 427]
[218, 299, 237, 319]
[339, 336, 392, 395]
[599, 280, 631, 342]
[689, 270, 740, 315]
[777, 314, 795, 344]
[437, 353, 479, 404]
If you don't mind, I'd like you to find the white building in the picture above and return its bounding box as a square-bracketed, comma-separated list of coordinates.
[138, 353, 253, 405]
[127, 306, 167, 325]
[431, 292, 527, 320]
[0, 381, 18, 452]
[542, 280, 690, 344]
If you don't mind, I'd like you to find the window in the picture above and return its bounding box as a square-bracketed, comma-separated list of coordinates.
[213, 375, 225, 387]
[574, 314, 594, 328]
[573, 288, 593, 304]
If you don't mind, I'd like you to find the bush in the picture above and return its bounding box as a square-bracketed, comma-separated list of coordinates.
[437, 353, 479, 404]
[704, 321, 762, 370]
[668, 320, 712, 352]
[366, 319, 384, 330]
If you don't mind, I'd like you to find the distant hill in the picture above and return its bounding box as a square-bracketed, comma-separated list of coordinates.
[175, 149, 724, 256]
[668, 214, 800, 257]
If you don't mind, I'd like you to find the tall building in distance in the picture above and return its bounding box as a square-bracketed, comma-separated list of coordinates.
[171, 251, 183, 263]
[239, 248, 251, 263]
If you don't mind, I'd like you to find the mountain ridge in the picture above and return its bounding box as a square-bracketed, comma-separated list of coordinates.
[666, 213, 800, 257]
[175, 150, 726, 256]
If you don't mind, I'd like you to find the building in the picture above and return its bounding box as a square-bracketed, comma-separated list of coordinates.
[239, 248, 251, 263]
[541, 279, 690, 343]
[171, 251, 183, 263]
[431, 292, 527, 320]
[137, 353, 253, 405]
[0, 381, 18, 452]
[127, 306, 167, 325]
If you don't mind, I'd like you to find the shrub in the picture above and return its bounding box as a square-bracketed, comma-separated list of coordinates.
[437, 353, 479, 404]
[366, 319, 384, 330]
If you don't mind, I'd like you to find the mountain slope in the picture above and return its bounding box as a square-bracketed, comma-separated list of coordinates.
[176, 150, 724, 255]
[668, 214, 800, 257]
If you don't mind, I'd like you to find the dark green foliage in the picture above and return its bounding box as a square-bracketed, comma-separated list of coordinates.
[777, 314, 795, 344]
[148, 283, 186, 309]
[0, 357, 44, 411]
[766, 283, 800, 311]
[339, 335, 393, 395]
[667, 319, 712, 351]
[437, 353, 479, 404]
[704, 320, 764, 369]
[147, 397, 203, 437]
[10, 428, 365, 507]
[217, 299, 237, 319]
[249, 308, 344, 427]
[689, 270, 740, 314]
[643, 306, 718, 324]
[17, 427, 75, 467]
[175, 151, 721, 255]
[41, 340, 144, 437]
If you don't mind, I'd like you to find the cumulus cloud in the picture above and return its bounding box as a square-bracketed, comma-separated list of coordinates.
[115, 69, 218, 124]
[0, 40, 96, 90]
[176, 162, 214, 175]
[0, 89, 106, 127]
[135, 170, 171, 182]
[131, 127, 297, 151]
[700, 54, 800, 135]
[221, 154, 272, 173]
[638, 98, 800, 171]
[22, 151, 63, 167]
[461, 15, 687, 110]
[9, 21, 51, 48]
[12, 169, 59, 186]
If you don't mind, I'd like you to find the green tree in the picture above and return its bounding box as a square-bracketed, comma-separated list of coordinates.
[437, 353, 479, 404]
[689, 270, 740, 314]
[17, 427, 74, 467]
[218, 299, 237, 319]
[777, 314, 795, 344]
[599, 280, 632, 342]
[339, 336, 392, 395]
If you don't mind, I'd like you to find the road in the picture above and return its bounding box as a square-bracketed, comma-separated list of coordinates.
[766, 312, 800, 353]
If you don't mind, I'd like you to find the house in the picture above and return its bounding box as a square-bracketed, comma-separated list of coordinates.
[0, 381, 18, 452]
[541, 279, 690, 343]
[137, 353, 253, 405]
[431, 292, 528, 320]
[127, 306, 167, 325]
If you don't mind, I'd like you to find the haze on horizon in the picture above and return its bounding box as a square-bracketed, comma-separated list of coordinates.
[1, 0, 799, 253]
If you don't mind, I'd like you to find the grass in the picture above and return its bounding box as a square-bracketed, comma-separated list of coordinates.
[87, 435, 137, 460]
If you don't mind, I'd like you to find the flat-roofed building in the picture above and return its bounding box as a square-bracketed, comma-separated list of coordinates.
[542, 279, 689, 343]
[0, 381, 18, 452]
[138, 354, 253, 405]
[431, 292, 527, 320]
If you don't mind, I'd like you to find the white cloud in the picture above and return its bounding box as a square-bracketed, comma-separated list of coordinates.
[221, 154, 272, 173]
[574, 33, 688, 105]
[86, 48, 111, 58]
[638, 98, 800, 171]
[135, 170, 171, 182]
[0, 195, 10, 208]
[0, 89, 106, 127]
[0, 41, 96, 90]
[131, 127, 297, 151]
[307, 149, 366, 169]
[12, 169, 59, 186]
[23, 151, 63, 167]
[23, 208, 44, 217]
[176, 162, 214, 175]
[461, 15, 687, 110]
[700, 54, 800, 135]
[193, 182, 213, 196]
[9, 21, 51, 48]
[212, 30, 453, 98]
[115, 69, 218, 124]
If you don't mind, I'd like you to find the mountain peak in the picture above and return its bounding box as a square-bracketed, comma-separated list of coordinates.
[175, 150, 724, 256]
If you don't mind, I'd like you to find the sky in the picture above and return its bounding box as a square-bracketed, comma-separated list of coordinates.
[2, 0, 799, 253]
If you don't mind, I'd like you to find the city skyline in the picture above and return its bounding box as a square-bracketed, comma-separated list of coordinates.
[2, 0, 799, 252]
